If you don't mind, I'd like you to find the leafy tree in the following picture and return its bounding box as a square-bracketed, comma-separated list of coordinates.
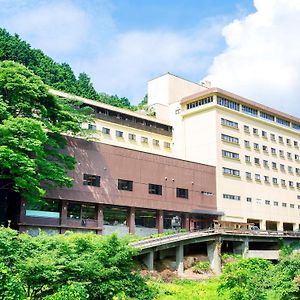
[0, 60, 92, 203]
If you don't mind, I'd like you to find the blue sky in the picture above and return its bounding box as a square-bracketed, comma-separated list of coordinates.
[1, 0, 300, 116]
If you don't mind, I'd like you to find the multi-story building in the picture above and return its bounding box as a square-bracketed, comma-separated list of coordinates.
[148, 73, 300, 231]
[6, 73, 300, 235]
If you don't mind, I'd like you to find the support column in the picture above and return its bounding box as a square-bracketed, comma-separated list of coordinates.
[96, 204, 103, 235]
[176, 243, 184, 274]
[233, 239, 249, 257]
[183, 213, 190, 231]
[143, 250, 154, 271]
[128, 207, 135, 235]
[260, 220, 266, 230]
[207, 240, 222, 275]
[156, 210, 164, 234]
[278, 222, 283, 232]
[60, 200, 68, 234]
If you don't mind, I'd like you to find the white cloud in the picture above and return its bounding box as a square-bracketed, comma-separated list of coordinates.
[4, 2, 90, 55]
[75, 24, 223, 102]
[204, 0, 300, 115]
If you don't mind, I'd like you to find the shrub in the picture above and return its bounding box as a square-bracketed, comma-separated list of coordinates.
[193, 261, 210, 274]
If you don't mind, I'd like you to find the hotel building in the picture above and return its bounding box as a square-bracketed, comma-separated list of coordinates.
[6, 73, 300, 235]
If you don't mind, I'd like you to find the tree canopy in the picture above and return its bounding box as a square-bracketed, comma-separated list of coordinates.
[0, 60, 92, 203]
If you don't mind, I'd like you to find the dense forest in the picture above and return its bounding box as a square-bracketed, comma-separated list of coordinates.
[0, 28, 146, 110]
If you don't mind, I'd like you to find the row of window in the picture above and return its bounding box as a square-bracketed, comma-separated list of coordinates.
[88, 124, 171, 148]
[83, 174, 190, 198]
[217, 97, 300, 132]
[186, 96, 213, 110]
[222, 168, 300, 187]
[223, 194, 300, 209]
[221, 118, 299, 148]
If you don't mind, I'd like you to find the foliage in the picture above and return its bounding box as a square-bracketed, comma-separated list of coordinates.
[0, 28, 147, 109]
[193, 261, 211, 273]
[0, 60, 92, 203]
[218, 258, 273, 300]
[0, 227, 157, 300]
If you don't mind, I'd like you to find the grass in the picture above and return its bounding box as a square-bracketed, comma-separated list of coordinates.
[153, 278, 230, 300]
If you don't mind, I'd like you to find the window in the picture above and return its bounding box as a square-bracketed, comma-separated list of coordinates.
[272, 162, 277, 169]
[149, 184, 162, 195]
[264, 176, 270, 183]
[254, 158, 260, 165]
[164, 142, 171, 148]
[217, 96, 240, 111]
[282, 202, 287, 207]
[289, 181, 294, 187]
[141, 136, 148, 143]
[245, 155, 251, 163]
[297, 183, 300, 189]
[88, 124, 97, 130]
[246, 197, 252, 202]
[244, 140, 250, 148]
[116, 130, 123, 138]
[295, 154, 299, 161]
[296, 168, 300, 175]
[255, 174, 261, 181]
[290, 204, 295, 208]
[187, 96, 213, 109]
[26, 200, 60, 219]
[221, 134, 239, 144]
[83, 174, 100, 187]
[265, 200, 270, 205]
[271, 148, 276, 155]
[293, 123, 300, 131]
[102, 127, 110, 135]
[118, 179, 133, 191]
[254, 143, 259, 150]
[128, 133, 136, 141]
[277, 117, 290, 127]
[281, 179, 286, 186]
[176, 188, 188, 199]
[280, 164, 285, 171]
[246, 172, 252, 180]
[294, 141, 299, 147]
[223, 194, 240, 200]
[279, 136, 283, 143]
[152, 139, 160, 146]
[270, 134, 276, 141]
[286, 138, 291, 145]
[244, 125, 250, 133]
[288, 166, 293, 173]
[222, 150, 239, 159]
[260, 112, 274, 121]
[253, 128, 259, 135]
[221, 118, 238, 129]
[67, 203, 96, 220]
[242, 105, 258, 116]
[262, 130, 267, 138]
[274, 201, 279, 206]
[273, 177, 278, 184]
[287, 152, 292, 159]
[279, 150, 284, 157]
[223, 167, 240, 177]
[263, 145, 268, 152]
[298, 195, 300, 200]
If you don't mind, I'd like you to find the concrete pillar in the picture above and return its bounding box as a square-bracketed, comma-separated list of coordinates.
[143, 251, 154, 271]
[96, 204, 103, 235]
[128, 207, 135, 235]
[233, 239, 249, 257]
[157, 210, 164, 234]
[207, 240, 222, 275]
[260, 220, 266, 230]
[60, 200, 68, 234]
[278, 222, 283, 232]
[183, 213, 190, 231]
[176, 243, 184, 274]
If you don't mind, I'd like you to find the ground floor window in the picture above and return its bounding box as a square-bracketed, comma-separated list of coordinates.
[26, 199, 60, 218]
[135, 209, 156, 228]
[103, 206, 127, 226]
[163, 212, 183, 230]
[67, 202, 96, 220]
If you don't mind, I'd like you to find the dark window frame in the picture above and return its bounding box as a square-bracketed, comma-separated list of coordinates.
[176, 188, 188, 199]
[118, 179, 133, 191]
[83, 174, 100, 187]
[148, 184, 162, 195]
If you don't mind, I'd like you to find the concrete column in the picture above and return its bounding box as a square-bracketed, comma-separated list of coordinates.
[60, 200, 68, 234]
[260, 220, 266, 230]
[278, 222, 283, 232]
[128, 207, 135, 235]
[96, 204, 103, 235]
[157, 210, 164, 234]
[176, 243, 184, 274]
[183, 213, 190, 231]
[143, 251, 154, 271]
[233, 239, 249, 257]
[207, 240, 222, 275]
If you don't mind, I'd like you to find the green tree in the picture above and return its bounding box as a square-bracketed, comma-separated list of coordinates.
[0, 60, 92, 203]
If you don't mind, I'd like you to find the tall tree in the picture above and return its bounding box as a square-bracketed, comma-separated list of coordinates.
[0, 60, 92, 203]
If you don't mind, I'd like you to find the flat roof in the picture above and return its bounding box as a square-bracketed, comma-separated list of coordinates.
[181, 87, 300, 125]
[49, 89, 171, 126]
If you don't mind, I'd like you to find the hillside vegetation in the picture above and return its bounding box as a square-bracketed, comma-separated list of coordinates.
[0, 28, 146, 110]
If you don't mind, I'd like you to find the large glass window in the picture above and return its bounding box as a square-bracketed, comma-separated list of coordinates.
[26, 200, 60, 218]
[67, 203, 96, 220]
[103, 207, 127, 225]
[67, 203, 81, 219]
[135, 209, 156, 228]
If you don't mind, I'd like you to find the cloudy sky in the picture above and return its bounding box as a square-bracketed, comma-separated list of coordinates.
[0, 0, 299, 116]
